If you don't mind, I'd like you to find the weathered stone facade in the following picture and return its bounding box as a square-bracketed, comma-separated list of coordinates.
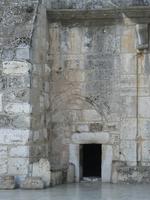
[1, 0, 150, 188]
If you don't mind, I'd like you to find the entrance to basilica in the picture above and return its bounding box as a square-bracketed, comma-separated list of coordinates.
[80, 144, 102, 179]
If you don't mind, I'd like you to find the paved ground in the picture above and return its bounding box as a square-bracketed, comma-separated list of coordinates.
[0, 182, 150, 200]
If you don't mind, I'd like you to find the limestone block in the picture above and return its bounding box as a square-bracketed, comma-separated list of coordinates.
[120, 118, 137, 140]
[8, 158, 29, 175]
[113, 145, 120, 160]
[84, 55, 115, 70]
[6, 76, 30, 89]
[82, 26, 120, 54]
[120, 75, 136, 88]
[67, 163, 75, 183]
[120, 87, 136, 96]
[139, 119, 150, 139]
[51, 171, 63, 186]
[16, 46, 30, 60]
[32, 64, 43, 75]
[117, 166, 139, 183]
[85, 69, 117, 82]
[141, 162, 150, 167]
[12, 115, 30, 129]
[72, 132, 109, 144]
[112, 161, 123, 183]
[82, 110, 102, 122]
[0, 158, 7, 174]
[4, 103, 32, 114]
[120, 53, 136, 75]
[138, 75, 150, 88]
[138, 87, 150, 97]
[120, 140, 137, 163]
[64, 59, 84, 70]
[49, 23, 61, 54]
[0, 146, 7, 158]
[69, 144, 80, 182]
[65, 70, 85, 82]
[52, 110, 72, 123]
[121, 26, 136, 53]
[75, 124, 89, 132]
[121, 96, 136, 117]
[103, 122, 119, 132]
[141, 141, 150, 162]
[3, 89, 30, 103]
[0, 176, 15, 190]
[30, 145, 48, 159]
[89, 123, 103, 132]
[32, 159, 51, 187]
[62, 27, 82, 54]
[139, 97, 150, 118]
[1, 49, 15, 61]
[102, 145, 113, 182]
[9, 146, 29, 157]
[20, 177, 44, 190]
[0, 129, 31, 145]
[3, 61, 32, 75]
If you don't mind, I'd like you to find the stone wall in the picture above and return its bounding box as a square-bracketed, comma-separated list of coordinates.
[1, 0, 150, 187]
[48, 10, 150, 184]
[0, 0, 51, 186]
[0, 0, 37, 185]
[44, 0, 150, 9]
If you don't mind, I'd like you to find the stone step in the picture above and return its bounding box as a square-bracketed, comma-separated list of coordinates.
[0, 176, 15, 190]
[20, 177, 44, 190]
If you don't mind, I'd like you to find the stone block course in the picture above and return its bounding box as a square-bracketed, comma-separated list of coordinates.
[9, 146, 29, 157]
[0, 146, 7, 158]
[0, 158, 8, 174]
[20, 177, 44, 190]
[120, 118, 137, 140]
[0, 129, 31, 145]
[4, 103, 32, 114]
[8, 158, 29, 175]
[0, 176, 15, 190]
[3, 61, 32, 75]
[120, 140, 137, 164]
[139, 97, 150, 118]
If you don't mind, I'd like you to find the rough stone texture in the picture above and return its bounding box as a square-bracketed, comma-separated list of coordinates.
[1, 0, 150, 188]
[20, 177, 44, 189]
[0, 0, 51, 186]
[51, 171, 64, 186]
[117, 166, 150, 183]
[31, 159, 51, 187]
[67, 163, 75, 183]
[0, 176, 15, 190]
[48, 10, 150, 184]
[44, 0, 150, 9]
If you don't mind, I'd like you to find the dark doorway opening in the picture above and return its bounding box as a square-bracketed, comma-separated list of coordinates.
[81, 144, 102, 178]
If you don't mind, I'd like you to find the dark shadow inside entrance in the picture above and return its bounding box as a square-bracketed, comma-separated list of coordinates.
[81, 144, 102, 178]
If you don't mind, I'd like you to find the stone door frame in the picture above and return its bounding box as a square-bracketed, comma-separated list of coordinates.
[69, 132, 113, 182]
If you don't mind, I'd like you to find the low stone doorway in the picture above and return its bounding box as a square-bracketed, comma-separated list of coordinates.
[80, 144, 102, 180]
